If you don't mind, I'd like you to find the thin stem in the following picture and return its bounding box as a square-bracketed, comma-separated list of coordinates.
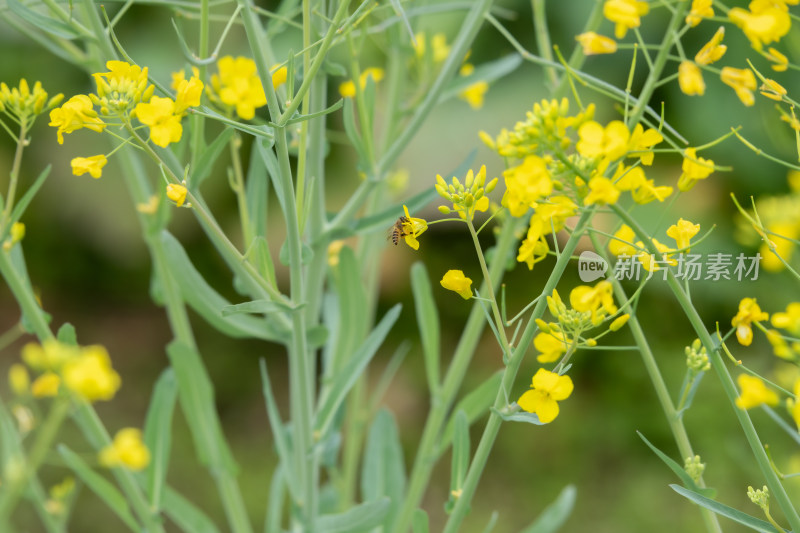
[229, 133, 254, 247]
[531, 0, 557, 88]
[2, 121, 27, 229]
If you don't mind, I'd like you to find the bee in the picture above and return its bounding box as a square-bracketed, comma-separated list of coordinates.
[388, 216, 410, 245]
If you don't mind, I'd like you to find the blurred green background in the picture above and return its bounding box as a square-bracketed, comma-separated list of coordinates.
[2, 0, 800, 531]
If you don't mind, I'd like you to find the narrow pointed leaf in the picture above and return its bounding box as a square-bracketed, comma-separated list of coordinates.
[412, 509, 430, 533]
[670, 485, 779, 533]
[317, 497, 391, 533]
[189, 127, 234, 188]
[638, 431, 716, 498]
[8, 165, 50, 229]
[438, 370, 502, 455]
[519, 485, 576, 533]
[411, 262, 440, 393]
[143, 368, 178, 510]
[6, 0, 81, 40]
[163, 487, 221, 533]
[361, 409, 406, 527]
[259, 359, 299, 502]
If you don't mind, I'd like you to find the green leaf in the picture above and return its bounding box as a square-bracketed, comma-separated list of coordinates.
[481, 512, 499, 533]
[451, 410, 470, 492]
[763, 405, 800, 446]
[278, 239, 314, 266]
[441, 54, 523, 100]
[326, 246, 367, 378]
[412, 509, 430, 533]
[163, 487, 221, 533]
[670, 485, 780, 533]
[221, 299, 288, 316]
[58, 445, 140, 531]
[56, 322, 77, 346]
[342, 98, 367, 164]
[190, 127, 234, 189]
[259, 359, 300, 503]
[315, 304, 402, 436]
[192, 106, 273, 140]
[493, 407, 546, 426]
[411, 263, 440, 393]
[322, 60, 347, 77]
[273, 99, 344, 126]
[143, 368, 178, 511]
[361, 409, 406, 527]
[317, 497, 391, 533]
[388, 0, 415, 42]
[0, 400, 22, 468]
[518, 485, 576, 533]
[638, 431, 716, 499]
[6, 0, 81, 40]
[245, 143, 270, 239]
[265, 466, 287, 533]
[160, 231, 286, 343]
[166, 340, 237, 474]
[438, 371, 502, 455]
[8, 165, 50, 229]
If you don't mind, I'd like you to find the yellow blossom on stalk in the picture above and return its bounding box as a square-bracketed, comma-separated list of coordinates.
[631, 179, 673, 204]
[721, 67, 756, 106]
[135, 96, 183, 148]
[576, 120, 630, 161]
[459, 81, 488, 109]
[173, 70, 204, 115]
[667, 218, 700, 250]
[678, 62, 705, 96]
[62, 345, 121, 402]
[501, 156, 552, 216]
[729, 1, 791, 51]
[440, 270, 473, 299]
[677, 148, 714, 191]
[339, 68, 385, 99]
[534, 330, 568, 363]
[732, 298, 769, 346]
[613, 164, 646, 191]
[603, 0, 649, 39]
[0, 79, 62, 122]
[270, 64, 288, 90]
[167, 183, 188, 208]
[686, 0, 714, 27]
[210, 56, 267, 120]
[772, 303, 800, 335]
[32, 372, 60, 398]
[517, 369, 573, 423]
[637, 238, 677, 272]
[70, 155, 107, 179]
[91, 60, 153, 115]
[99, 428, 150, 471]
[22, 339, 79, 371]
[575, 32, 618, 55]
[695, 27, 727, 66]
[400, 205, 428, 250]
[765, 47, 789, 71]
[735, 374, 778, 409]
[759, 78, 787, 101]
[570, 280, 617, 325]
[760, 222, 797, 271]
[48, 95, 106, 145]
[8, 364, 29, 396]
[609, 224, 637, 256]
[626, 123, 662, 165]
[517, 217, 549, 270]
[584, 176, 620, 206]
[610, 314, 630, 331]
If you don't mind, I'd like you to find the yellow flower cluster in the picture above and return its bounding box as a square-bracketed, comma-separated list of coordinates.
[435, 165, 497, 222]
[0, 79, 62, 124]
[609, 218, 700, 272]
[339, 68, 385, 99]
[210, 56, 285, 119]
[99, 428, 150, 471]
[16, 339, 121, 402]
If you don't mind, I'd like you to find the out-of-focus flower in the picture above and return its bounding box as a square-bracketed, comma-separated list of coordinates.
[735, 374, 778, 409]
[62, 345, 121, 402]
[339, 68, 385, 98]
[667, 218, 700, 250]
[440, 270, 473, 300]
[99, 428, 150, 471]
[686, 0, 714, 27]
[70, 155, 107, 179]
[721, 66, 757, 106]
[731, 298, 769, 346]
[729, 2, 790, 51]
[210, 56, 267, 120]
[576, 32, 618, 55]
[679, 61, 705, 96]
[603, 0, 650, 39]
[677, 147, 714, 191]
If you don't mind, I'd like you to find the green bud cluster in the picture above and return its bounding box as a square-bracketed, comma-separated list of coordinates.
[685, 339, 710, 373]
[683, 455, 705, 484]
[0, 80, 63, 123]
[747, 485, 769, 512]
[435, 166, 497, 221]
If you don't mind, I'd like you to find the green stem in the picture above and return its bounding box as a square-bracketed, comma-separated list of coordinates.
[229, 133, 254, 248]
[2, 121, 27, 229]
[389, 216, 521, 533]
[441, 210, 594, 533]
[531, 0, 557, 88]
[588, 231, 722, 533]
[0, 250, 52, 340]
[295, 0, 312, 232]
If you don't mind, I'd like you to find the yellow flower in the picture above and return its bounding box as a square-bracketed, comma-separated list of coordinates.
[135, 96, 183, 148]
[517, 218, 549, 270]
[400, 204, 427, 250]
[609, 224, 637, 256]
[695, 27, 727, 66]
[22, 339, 79, 372]
[440, 270, 473, 300]
[626, 123, 662, 165]
[678, 61, 705, 96]
[502, 155, 553, 217]
[3, 222, 25, 251]
[766, 329, 794, 360]
[459, 81, 488, 109]
[721, 67, 757, 106]
[48, 95, 106, 145]
[735, 374, 778, 409]
[70, 155, 107, 179]
[603, 0, 649, 39]
[760, 78, 787, 101]
[517, 369, 574, 423]
[535, 196, 577, 231]
[534, 331, 568, 363]
[631, 180, 673, 204]
[760, 222, 797, 271]
[32, 372, 60, 398]
[570, 280, 617, 325]
[666, 218, 700, 250]
[609, 314, 630, 331]
[8, 364, 30, 396]
[167, 183, 188, 208]
[211, 56, 267, 120]
[731, 298, 769, 346]
[431, 34, 450, 62]
[729, 1, 791, 51]
[174, 72, 204, 115]
[339, 68, 385, 99]
[99, 428, 150, 471]
[772, 302, 800, 335]
[686, 0, 714, 27]
[677, 148, 714, 191]
[271, 64, 288, 89]
[637, 238, 677, 272]
[575, 32, 618, 55]
[576, 120, 630, 161]
[62, 345, 121, 402]
[613, 164, 646, 191]
[584, 177, 620, 206]
[765, 47, 789, 71]
[91, 60, 152, 114]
